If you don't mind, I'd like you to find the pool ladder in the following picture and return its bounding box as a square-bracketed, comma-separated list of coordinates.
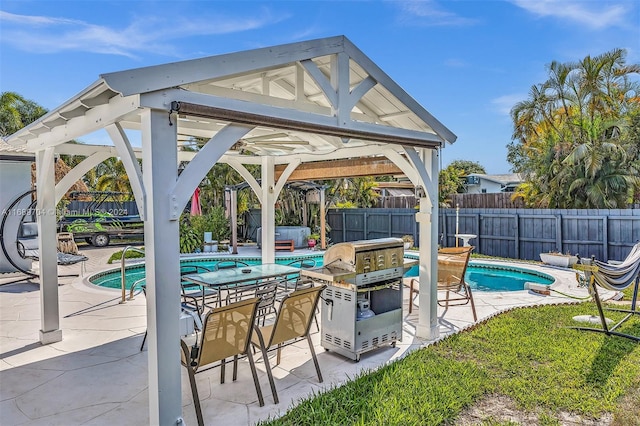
[120, 246, 145, 304]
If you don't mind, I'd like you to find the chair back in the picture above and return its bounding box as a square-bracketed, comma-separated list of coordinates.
[287, 259, 317, 269]
[437, 247, 473, 289]
[194, 297, 259, 368]
[180, 265, 211, 292]
[181, 265, 211, 275]
[590, 242, 640, 291]
[268, 285, 325, 347]
[255, 281, 278, 309]
[215, 260, 250, 270]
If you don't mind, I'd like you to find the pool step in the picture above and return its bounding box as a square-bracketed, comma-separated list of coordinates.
[525, 282, 550, 296]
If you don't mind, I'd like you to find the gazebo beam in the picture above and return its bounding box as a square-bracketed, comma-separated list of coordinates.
[168, 98, 443, 148]
[275, 157, 402, 181]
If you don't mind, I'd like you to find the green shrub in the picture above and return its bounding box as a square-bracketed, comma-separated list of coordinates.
[107, 247, 145, 264]
[179, 215, 202, 253]
[190, 206, 230, 242]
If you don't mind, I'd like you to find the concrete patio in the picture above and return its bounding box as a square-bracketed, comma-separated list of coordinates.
[0, 244, 606, 425]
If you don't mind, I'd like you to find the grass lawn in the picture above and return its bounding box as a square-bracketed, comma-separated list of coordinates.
[260, 302, 640, 425]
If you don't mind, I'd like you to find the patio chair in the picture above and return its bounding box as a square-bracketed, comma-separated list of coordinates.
[408, 246, 477, 322]
[138, 282, 204, 352]
[275, 258, 318, 300]
[251, 284, 326, 404]
[17, 229, 88, 269]
[181, 297, 264, 426]
[214, 260, 250, 270]
[139, 265, 213, 352]
[225, 280, 279, 326]
[274, 259, 320, 331]
[180, 265, 219, 314]
[573, 242, 640, 342]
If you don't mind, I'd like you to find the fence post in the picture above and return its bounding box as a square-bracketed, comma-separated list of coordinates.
[363, 211, 368, 239]
[603, 215, 608, 262]
[556, 214, 562, 252]
[475, 213, 480, 251]
[441, 211, 445, 247]
[342, 211, 346, 242]
[514, 213, 519, 259]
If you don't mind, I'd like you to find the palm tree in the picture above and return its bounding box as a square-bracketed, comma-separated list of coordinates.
[0, 91, 47, 137]
[95, 158, 133, 196]
[326, 177, 379, 208]
[508, 49, 640, 208]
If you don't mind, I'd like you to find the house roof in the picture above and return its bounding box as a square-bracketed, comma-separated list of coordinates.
[467, 173, 523, 185]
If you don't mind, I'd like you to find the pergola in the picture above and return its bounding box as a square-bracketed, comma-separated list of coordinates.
[5, 35, 456, 424]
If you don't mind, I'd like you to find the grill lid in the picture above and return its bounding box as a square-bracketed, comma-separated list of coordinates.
[323, 237, 404, 271]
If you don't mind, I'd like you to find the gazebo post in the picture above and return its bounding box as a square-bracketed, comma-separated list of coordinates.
[261, 156, 276, 264]
[320, 186, 326, 249]
[36, 147, 62, 344]
[416, 149, 440, 340]
[230, 187, 238, 254]
[140, 109, 182, 426]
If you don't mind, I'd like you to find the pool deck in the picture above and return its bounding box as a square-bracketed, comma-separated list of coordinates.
[0, 244, 615, 425]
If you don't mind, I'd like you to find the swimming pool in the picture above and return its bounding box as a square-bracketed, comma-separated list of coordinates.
[90, 253, 554, 292]
[403, 255, 554, 292]
[89, 253, 325, 290]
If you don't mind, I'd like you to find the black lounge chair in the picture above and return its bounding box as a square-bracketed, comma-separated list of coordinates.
[17, 235, 88, 266]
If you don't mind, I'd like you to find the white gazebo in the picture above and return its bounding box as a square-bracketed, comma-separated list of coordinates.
[4, 35, 456, 424]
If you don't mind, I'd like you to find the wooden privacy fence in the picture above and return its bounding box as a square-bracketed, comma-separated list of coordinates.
[327, 208, 418, 243]
[327, 208, 640, 262]
[449, 193, 524, 209]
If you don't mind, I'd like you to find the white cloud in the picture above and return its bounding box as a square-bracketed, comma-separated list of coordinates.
[491, 94, 525, 116]
[0, 9, 285, 58]
[395, 0, 478, 26]
[443, 58, 469, 68]
[510, 0, 631, 29]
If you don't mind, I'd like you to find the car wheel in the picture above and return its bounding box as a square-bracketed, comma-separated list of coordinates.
[91, 233, 110, 247]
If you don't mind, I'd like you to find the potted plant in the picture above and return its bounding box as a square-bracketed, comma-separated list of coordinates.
[402, 235, 414, 250]
[190, 206, 231, 252]
[307, 233, 320, 249]
[539, 250, 578, 267]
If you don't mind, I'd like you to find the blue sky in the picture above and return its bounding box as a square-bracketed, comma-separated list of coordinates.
[1, 1, 638, 174]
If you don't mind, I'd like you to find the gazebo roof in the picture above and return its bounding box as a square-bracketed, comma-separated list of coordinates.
[4, 35, 455, 164]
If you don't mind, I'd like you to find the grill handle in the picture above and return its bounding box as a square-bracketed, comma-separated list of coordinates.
[356, 282, 399, 293]
[325, 298, 334, 321]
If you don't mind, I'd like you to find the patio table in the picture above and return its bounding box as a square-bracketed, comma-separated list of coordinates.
[183, 263, 301, 307]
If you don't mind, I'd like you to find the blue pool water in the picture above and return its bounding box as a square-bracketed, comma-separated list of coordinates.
[90, 254, 325, 290]
[90, 253, 554, 292]
[403, 261, 554, 291]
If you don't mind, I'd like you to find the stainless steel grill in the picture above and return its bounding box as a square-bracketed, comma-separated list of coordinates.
[301, 237, 415, 361]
